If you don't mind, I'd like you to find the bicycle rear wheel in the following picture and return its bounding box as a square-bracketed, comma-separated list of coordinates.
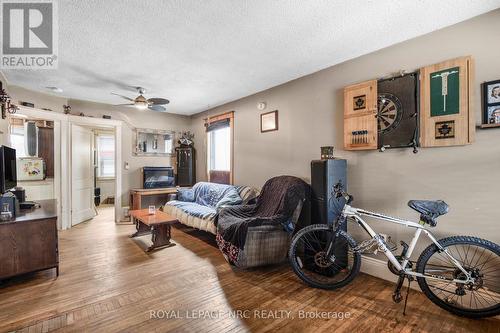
[416, 236, 500, 318]
[289, 224, 361, 290]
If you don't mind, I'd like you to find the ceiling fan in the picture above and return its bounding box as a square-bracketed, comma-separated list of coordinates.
[112, 87, 169, 112]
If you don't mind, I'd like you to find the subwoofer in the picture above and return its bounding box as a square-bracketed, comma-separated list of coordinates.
[311, 159, 347, 226]
[310, 159, 348, 275]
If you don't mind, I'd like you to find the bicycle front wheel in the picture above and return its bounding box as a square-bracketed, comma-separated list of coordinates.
[416, 236, 500, 318]
[289, 224, 361, 290]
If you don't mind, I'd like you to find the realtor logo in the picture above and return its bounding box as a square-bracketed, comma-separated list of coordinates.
[1, 0, 58, 69]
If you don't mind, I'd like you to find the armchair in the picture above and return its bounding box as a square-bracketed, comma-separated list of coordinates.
[216, 175, 310, 268]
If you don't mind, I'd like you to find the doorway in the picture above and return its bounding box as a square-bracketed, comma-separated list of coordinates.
[70, 124, 117, 226]
[13, 106, 123, 229]
[93, 128, 116, 219]
[8, 115, 56, 203]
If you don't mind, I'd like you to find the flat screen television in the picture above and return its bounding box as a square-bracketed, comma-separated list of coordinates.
[0, 146, 17, 193]
[142, 167, 175, 189]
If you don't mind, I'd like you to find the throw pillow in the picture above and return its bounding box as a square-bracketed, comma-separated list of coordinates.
[216, 187, 242, 209]
[199, 189, 220, 207]
[177, 188, 195, 202]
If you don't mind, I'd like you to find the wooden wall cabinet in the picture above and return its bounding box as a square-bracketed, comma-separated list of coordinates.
[343, 56, 475, 150]
[343, 80, 378, 150]
[419, 56, 475, 147]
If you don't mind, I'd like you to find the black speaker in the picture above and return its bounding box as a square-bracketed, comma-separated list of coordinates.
[311, 159, 347, 226]
[310, 159, 348, 276]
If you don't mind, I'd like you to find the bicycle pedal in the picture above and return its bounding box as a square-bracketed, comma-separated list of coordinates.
[392, 292, 403, 303]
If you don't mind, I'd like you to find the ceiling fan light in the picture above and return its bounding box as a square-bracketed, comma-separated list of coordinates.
[135, 100, 148, 110]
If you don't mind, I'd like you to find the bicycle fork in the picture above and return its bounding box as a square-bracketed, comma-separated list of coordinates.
[325, 216, 347, 262]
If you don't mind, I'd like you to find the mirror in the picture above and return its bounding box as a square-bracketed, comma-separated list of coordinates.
[134, 128, 174, 156]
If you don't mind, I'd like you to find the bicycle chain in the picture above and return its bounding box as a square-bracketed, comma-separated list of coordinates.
[354, 235, 382, 253]
[354, 234, 394, 254]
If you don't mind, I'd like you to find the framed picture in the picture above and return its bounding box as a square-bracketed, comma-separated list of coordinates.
[430, 67, 460, 117]
[483, 79, 500, 124]
[260, 110, 278, 132]
[486, 105, 500, 124]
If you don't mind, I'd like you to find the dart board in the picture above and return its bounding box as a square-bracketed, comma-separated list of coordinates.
[377, 73, 418, 150]
[377, 93, 403, 133]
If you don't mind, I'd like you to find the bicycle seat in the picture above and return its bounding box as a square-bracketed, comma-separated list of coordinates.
[408, 200, 448, 227]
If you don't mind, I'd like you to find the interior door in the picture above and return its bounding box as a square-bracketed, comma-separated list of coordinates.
[71, 124, 95, 225]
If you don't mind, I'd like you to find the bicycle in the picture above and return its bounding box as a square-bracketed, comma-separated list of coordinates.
[289, 181, 500, 318]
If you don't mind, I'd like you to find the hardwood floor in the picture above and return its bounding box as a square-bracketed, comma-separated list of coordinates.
[0, 206, 499, 333]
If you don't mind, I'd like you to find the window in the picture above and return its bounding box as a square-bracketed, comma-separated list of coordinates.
[96, 134, 115, 178]
[164, 135, 173, 154]
[208, 126, 230, 171]
[206, 112, 233, 184]
[9, 124, 27, 158]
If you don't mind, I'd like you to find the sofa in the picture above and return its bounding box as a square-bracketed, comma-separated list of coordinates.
[163, 182, 259, 234]
[165, 179, 309, 268]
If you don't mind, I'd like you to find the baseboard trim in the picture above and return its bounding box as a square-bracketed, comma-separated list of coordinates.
[360, 255, 420, 291]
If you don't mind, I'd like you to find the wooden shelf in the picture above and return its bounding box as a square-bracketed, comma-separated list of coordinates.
[479, 123, 500, 129]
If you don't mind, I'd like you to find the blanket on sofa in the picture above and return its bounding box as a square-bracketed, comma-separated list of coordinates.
[216, 175, 309, 263]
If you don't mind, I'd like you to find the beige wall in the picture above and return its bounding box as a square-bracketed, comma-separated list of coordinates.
[0, 10, 498, 251]
[7, 85, 69, 113]
[190, 9, 500, 253]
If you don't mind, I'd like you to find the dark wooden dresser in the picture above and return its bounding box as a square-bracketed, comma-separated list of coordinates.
[0, 199, 58, 280]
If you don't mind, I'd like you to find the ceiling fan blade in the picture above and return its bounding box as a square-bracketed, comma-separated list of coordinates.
[114, 103, 135, 106]
[147, 97, 170, 105]
[111, 92, 134, 101]
[148, 105, 167, 112]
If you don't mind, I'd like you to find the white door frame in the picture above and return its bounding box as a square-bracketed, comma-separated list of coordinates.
[12, 106, 123, 229]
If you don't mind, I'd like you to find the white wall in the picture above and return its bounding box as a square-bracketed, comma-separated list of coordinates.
[18, 179, 55, 201]
[190, 10, 500, 257]
[7, 85, 68, 113]
[69, 100, 191, 205]
[0, 77, 192, 210]
[96, 178, 115, 203]
[0, 72, 12, 144]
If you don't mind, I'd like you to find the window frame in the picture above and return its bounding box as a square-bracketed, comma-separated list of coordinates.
[95, 132, 116, 180]
[205, 111, 234, 184]
[9, 122, 27, 158]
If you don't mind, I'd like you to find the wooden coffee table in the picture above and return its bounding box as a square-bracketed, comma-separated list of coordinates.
[129, 209, 178, 252]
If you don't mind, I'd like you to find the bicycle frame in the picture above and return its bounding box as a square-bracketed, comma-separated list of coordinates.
[341, 204, 474, 284]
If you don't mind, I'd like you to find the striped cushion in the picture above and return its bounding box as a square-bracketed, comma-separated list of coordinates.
[235, 185, 259, 204]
